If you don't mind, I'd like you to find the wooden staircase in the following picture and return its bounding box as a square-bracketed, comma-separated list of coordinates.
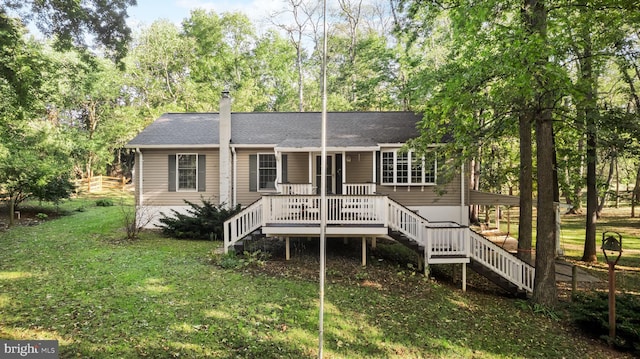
[387, 227, 533, 296]
[468, 260, 529, 297]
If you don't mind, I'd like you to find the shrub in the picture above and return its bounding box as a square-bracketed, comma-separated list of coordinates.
[31, 175, 75, 206]
[35, 213, 48, 220]
[571, 291, 640, 355]
[121, 202, 153, 241]
[157, 198, 241, 240]
[211, 250, 270, 269]
[373, 241, 420, 266]
[96, 199, 114, 207]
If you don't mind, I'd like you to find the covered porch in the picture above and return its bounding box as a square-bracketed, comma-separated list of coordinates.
[272, 145, 379, 196]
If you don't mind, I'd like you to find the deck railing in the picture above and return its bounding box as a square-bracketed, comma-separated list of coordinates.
[224, 199, 263, 253]
[278, 183, 314, 195]
[387, 199, 427, 247]
[264, 195, 320, 223]
[262, 195, 387, 225]
[343, 183, 376, 195]
[426, 225, 469, 258]
[468, 230, 535, 292]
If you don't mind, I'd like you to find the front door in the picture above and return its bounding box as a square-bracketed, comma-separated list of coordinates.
[315, 155, 333, 194]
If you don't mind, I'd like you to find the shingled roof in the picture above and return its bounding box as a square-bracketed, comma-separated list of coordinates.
[126, 111, 422, 149]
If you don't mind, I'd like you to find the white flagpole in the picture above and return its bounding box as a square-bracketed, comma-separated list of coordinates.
[318, 0, 328, 356]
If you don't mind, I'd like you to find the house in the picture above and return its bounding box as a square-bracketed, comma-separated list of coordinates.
[126, 92, 534, 296]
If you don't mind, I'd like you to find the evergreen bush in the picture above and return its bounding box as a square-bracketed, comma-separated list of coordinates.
[157, 198, 241, 240]
[571, 291, 640, 355]
[96, 198, 114, 207]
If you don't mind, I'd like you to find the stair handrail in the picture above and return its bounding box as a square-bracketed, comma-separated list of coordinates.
[387, 198, 428, 248]
[468, 229, 535, 293]
[224, 198, 263, 253]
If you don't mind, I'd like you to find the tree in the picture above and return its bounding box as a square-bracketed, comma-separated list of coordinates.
[125, 20, 197, 113]
[252, 30, 299, 111]
[398, 0, 568, 305]
[271, 0, 319, 112]
[2, 0, 136, 62]
[0, 121, 74, 224]
[182, 10, 259, 111]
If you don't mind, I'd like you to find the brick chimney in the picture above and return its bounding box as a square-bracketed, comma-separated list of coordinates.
[219, 91, 231, 207]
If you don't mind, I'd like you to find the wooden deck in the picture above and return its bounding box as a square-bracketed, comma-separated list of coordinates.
[224, 194, 535, 294]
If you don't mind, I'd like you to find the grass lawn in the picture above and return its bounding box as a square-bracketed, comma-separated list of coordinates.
[494, 205, 640, 292]
[0, 194, 634, 358]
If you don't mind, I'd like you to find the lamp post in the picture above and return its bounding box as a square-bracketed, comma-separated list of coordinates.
[601, 231, 622, 343]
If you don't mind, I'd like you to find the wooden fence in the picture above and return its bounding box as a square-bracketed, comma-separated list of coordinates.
[74, 176, 128, 193]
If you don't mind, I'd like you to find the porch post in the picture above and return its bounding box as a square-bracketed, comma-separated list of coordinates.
[285, 237, 290, 261]
[361, 237, 367, 266]
[371, 237, 377, 250]
[308, 152, 313, 190]
[275, 149, 282, 193]
[462, 263, 467, 292]
[342, 151, 346, 194]
[424, 246, 429, 277]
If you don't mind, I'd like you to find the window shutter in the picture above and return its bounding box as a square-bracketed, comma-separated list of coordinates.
[198, 155, 206, 192]
[375, 151, 381, 184]
[168, 154, 176, 192]
[249, 154, 257, 192]
[282, 154, 288, 183]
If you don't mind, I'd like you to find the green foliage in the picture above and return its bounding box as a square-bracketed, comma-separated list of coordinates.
[31, 175, 74, 205]
[35, 212, 48, 220]
[6, 0, 135, 62]
[0, 122, 74, 209]
[571, 291, 640, 355]
[95, 198, 114, 207]
[211, 250, 270, 269]
[157, 198, 241, 240]
[372, 242, 420, 267]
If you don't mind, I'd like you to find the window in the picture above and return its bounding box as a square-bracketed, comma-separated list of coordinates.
[168, 154, 205, 192]
[177, 154, 197, 190]
[258, 153, 276, 190]
[381, 150, 437, 185]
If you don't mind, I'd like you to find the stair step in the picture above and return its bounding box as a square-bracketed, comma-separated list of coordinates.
[469, 260, 528, 297]
[429, 255, 470, 264]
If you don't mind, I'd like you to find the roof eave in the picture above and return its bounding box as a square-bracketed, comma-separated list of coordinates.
[124, 144, 219, 149]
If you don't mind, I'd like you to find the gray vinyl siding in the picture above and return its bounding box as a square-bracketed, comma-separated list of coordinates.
[134, 151, 141, 206]
[376, 172, 463, 206]
[140, 149, 219, 206]
[235, 148, 273, 206]
[345, 152, 373, 183]
[285, 153, 310, 184]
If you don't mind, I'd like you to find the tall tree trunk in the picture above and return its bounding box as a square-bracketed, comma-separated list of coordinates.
[571, 137, 585, 212]
[470, 157, 481, 224]
[533, 110, 557, 306]
[583, 128, 598, 262]
[524, 0, 557, 307]
[597, 155, 615, 215]
[632, 164, 640, 217]
[615, 157, 619, 208]
[518, 111, 533, 264]
[580, 21, 598, 263]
